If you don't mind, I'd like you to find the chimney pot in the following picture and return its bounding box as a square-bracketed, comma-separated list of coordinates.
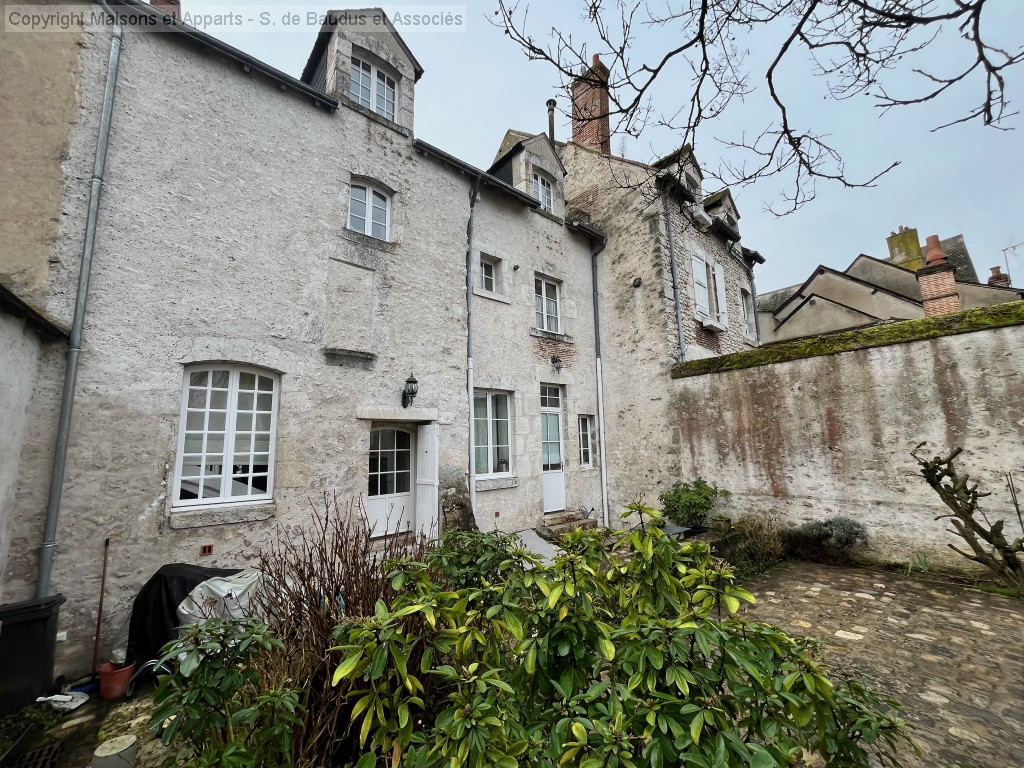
[592, 53, 601, 67]
[924, 234, 947, 267]
[546, 98, 556, 142]
[988, 265, 1012, 288]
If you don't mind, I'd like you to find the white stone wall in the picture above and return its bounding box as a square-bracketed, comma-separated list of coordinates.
[670, 325, 1024, 571]
[6, 20, 598, 675]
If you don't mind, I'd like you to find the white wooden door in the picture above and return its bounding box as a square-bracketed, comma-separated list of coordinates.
[540, 385, 566, 513]
[366, 427, 414, 536]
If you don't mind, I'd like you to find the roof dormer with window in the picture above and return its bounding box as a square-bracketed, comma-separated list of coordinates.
[487, 133, 567, 220]
[300, 9, 423, 133]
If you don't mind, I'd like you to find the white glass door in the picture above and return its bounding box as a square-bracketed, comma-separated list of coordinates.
[540, 385, 565, 513]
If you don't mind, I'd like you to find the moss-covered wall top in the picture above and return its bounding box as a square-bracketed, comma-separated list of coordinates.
[671, 300, 1024, 379]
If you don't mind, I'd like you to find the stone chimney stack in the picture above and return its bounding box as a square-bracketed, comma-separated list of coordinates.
[886, 226, 923, 271]
[917, 235, 961, 317]
[988, 266, 1012, 288]
[152, 0, 181, 18]
[571, 54, 611, 154]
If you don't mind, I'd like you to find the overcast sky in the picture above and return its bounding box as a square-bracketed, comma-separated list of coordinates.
[185, 0, 1023, 293]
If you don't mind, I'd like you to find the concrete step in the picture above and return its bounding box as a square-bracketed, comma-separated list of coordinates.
[537, 514, 598, 542]
[542, 510, 585, 527]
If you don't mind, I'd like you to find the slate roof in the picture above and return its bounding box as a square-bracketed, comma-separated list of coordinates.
[757, 285, 800, 313]
[923, 235, 978, 283]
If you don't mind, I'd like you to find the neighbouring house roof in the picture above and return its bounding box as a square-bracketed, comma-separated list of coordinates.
[0, 284, 68, 338]
[772, 265, 923, 319]
[114, 0, 337, 110]
[757, 285, 800, 313]
[300, 8, 425, 84]
[774, 293, 884, 332]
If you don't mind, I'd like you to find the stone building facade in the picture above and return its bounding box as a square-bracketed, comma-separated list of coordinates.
[1, 4, 606, 675]
[493, 67, 765, 513]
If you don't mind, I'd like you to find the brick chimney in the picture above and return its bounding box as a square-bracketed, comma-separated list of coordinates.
[571, 54, 611, 154]
[917, 235, 961, 316]
[151, 0, 181, 18]
[886, 226, 923, 271]
[988, 266, 1012, 288]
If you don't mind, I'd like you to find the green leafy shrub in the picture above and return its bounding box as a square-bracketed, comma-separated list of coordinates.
[728, 511, 786, 576]
[658, 478, 730, 529]
[150, 617, 303, 767]
[330, 522, 913, 768]
[783, 516, 869, 565]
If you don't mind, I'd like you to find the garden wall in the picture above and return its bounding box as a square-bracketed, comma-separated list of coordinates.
[669, 304, 1024, 570]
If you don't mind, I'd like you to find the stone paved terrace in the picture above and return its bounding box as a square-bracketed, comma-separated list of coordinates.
[743, 561, 1024, 768]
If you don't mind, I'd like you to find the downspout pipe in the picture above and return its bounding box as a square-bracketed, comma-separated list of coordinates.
[36, 1, 123, 599]
[588, 232, 610, 528]
[661, 192, 687, 362]
[465, 176, 481, 519]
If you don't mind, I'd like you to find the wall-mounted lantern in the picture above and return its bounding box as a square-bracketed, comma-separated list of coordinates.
[551, 356, 563, 373]
[402, 374, 419, 408]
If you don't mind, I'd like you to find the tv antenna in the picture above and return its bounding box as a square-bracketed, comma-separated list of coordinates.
[1002, 241, 1023, 283]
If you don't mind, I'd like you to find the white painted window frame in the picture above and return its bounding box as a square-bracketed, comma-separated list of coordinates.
[348, 182, 391, 240]
[578, 414, 596, 469]
[173, 364, 279, 509]
[534, 276, 561, 333]
[473, 390, 513, 478]
[479, 253, 502, 294]
[532, 172, 554, 212]
[350, 55, 397, 122]
[691, 252, 730, 328]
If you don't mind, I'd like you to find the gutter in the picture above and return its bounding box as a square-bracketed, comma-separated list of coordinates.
[414, 140, 540, 209]
[37, 0, 123, 599]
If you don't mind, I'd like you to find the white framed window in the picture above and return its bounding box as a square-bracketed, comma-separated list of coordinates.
[174, 365, 279, 508]
[534, 277, 560, 333]
[578, 415, 596, 468]
[349, 182, 390, 240]
[740, 287, 756, 339]
[691, 253, 729, 327]
[350, 56, 396, 122]
[532, 172, 553, 212]
[473, 391, 511, 476]
[479, 254, 502, 294]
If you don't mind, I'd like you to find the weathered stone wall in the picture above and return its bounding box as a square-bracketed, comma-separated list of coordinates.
[0, 315, 53, 603]
[670, 323, 1024, 570]
[6, 19, 597, 675]
[0, 13, 83, 300]
[560, 142, 759, 515]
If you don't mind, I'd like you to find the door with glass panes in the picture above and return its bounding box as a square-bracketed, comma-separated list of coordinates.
[540, 384, 566, 512]
[366, 427, 414, 536]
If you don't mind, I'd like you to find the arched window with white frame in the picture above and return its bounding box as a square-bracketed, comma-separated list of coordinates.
[174, 364, 279, 507]
[348, 181, 390, 240]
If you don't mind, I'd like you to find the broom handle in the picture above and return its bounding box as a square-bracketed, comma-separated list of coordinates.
[92, 537, 110, 675]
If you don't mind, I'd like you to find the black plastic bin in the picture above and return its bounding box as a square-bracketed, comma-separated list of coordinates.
[0, 594, 66, 716]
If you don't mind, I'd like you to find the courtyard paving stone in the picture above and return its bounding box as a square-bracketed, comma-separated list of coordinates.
[743, 561, 1024, 768]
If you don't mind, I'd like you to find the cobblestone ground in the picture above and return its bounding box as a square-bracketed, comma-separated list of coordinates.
[743, 561, 1024, 768]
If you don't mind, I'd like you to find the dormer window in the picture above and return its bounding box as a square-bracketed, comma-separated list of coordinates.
[532, 172, 554, 213]
[350, 56, 396, 122]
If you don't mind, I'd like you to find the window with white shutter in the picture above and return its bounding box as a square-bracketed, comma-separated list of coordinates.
[713, 262, 729, 327]
[692, 254, 710, 316]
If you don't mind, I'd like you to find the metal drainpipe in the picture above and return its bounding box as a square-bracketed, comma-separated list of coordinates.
[661, 193, 687, 362]
[465, 177, 481, 519]
[749, 270, 763, 343]
[589, 234, 610, 527]
[37, 2, 123, 598]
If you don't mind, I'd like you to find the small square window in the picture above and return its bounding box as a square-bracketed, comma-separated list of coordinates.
[479, 254, 503, 294]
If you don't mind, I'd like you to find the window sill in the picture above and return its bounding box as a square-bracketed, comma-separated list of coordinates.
[473, 287, 511, 305]
[530, 327, 574, 344]
[340, 96, 411, 137]
[475, 476, 519, 491]
[532, 208, 564, 225]
[342, 229, 399, 252]
[170, 502, 276, 529]
[699, 316, 727, 332]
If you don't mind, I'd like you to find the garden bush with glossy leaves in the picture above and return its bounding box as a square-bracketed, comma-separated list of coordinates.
[331, 517, 915, 768]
